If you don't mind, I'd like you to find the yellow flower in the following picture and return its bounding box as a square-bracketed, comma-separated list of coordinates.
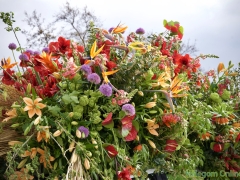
[23, 97, 46, 118]
[102, 69, 119, 83]
[3, 108, 17, 122]
[112, 24, 128, 34]
[0, 57, 17, 69]
[90, 40, 105, 59]
[146, 118, 159, 136]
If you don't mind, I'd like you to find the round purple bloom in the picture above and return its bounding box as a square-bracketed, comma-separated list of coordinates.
[42, 47, 49, 53]
[78, 126, 89, 138]
[108, 27, 114, 33]
[99, 84, 112, 97]
[34, 51, 40, 56]
[25, 49, 34, 55]
[122, 104, 135, 116]
[19, 54, 29, 61]
[8, 43, 17, 50]
[80, 64, 92, 75]
[87, 73, 101, 84]
[136, 28, 145, 35]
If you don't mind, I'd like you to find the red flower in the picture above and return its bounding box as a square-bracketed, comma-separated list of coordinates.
[102, 112, 113, 126]
[164, 20, 183, 40]
[106, 61, 117, 71]
[124, 126, 137, 142]
[164, 139, 178, 153]
[104, 145, 118, 158]
[49, 37, 70, 54]
[121, 114, 137, 141]
[121, 115, 135, 130]
[235, 133, 240, 143]
[118, 168, 131, 180]
[162, 113, 180, 128]
[1, 69, 15, 85]
[213, 143, 224, 152]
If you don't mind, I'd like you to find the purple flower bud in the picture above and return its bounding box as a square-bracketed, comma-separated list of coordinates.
[25, 49, 34, 55]
[8, 43, 17, 50]
[108, 27, 114, 33]
[136, 28, 145, 35]
[87, 73, 101, 84]
[99, 84, 112, 97]
[78, 126, 89, 138]
[19, 54, 29, 61]
[80, 64, 92, 75]
[122, 104, 135, 116]
[34, 51, 40, 56]
[42, 47, 49, 53]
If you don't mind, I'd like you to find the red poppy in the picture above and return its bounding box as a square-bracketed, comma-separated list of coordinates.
[104, 145, 118, 158]
[102, 112, 113, 126]
[118, 168, 131, 180]
[164, 139, 178, 153]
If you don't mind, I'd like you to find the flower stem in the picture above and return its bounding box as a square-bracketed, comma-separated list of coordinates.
[11, 50, 21, 73]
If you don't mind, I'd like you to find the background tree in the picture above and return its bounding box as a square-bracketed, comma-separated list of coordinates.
[179, 39, 198, 56]
[22, 2, 101, 50]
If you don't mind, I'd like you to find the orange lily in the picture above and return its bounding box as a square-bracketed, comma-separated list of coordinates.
[9, 168, 34, 180]
[112, 24, 128, 34]
[152, 72, 170, 88]
[217, 62, 225, 74]
[3, 108, 17, 122]
[90, 41, 105, 59]
[102, 69, 119, 83]
[1, 57, 17, 69]
[23, 97, 46, 118]
[21, 148, 37, 159]
[37, 147, 55, 168]
[37, 52, 58, 73]
[146, 118, 159, 136]
[37, 126, 50, 142]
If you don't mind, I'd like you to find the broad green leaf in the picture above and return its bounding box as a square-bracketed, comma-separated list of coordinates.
[48, 106, 61, 116]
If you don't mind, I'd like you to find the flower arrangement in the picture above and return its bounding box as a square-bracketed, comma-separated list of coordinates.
[0, 13, 240, 180]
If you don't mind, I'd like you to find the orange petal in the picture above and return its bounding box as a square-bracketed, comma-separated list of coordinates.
[23, 97, 33, 106]
[36, 103, 46, 109]
[28, 108, 36, 118]
[35, 108, 42, 117]
[34, 98, 43, 104]
[24, 106, 32, 111]
[149, 129, 159, 136]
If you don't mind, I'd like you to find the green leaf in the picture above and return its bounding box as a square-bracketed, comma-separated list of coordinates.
[121, 128, 129, 137]
[103, 121, 114, 129]
[179, 26, 184, 34]
[132, 121, 139, 131]
[56, 136, 63, 147]
[163, 19, 167, 26]
[62, 94, 71, 104]
[70, 95, 79, 104]
[48, 106, 61, 116]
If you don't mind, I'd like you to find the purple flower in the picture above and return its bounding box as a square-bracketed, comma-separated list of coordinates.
[8, 43, 17, 50]
[42, 47, 49, 53]
[136, 28, 145, 35]
[122, 104, 135, 116]
[108, 27, 114, 33]
[87, 73, 101, 84]
[25, 49, 34, 55]
[34, 51, 40, 56]
[19, 54, 29, 61]
[78, 126, 89, 138]
[80, 64, 92, 75]
[99, 84, 112, 97]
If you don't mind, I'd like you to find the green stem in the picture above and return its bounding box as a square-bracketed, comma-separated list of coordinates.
[11, 50, 21, 73]
[12, 28, 23, 54]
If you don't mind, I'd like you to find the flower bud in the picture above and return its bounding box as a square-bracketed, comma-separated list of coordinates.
[148, 140, 156, 149]
[145, 102, 156, 108]
[52, 72, 61, 80]
[8, 141, 23, 146]
[34, 116, 41, 125]
[138, 91, 144, 96]
[71, 121, 78, 125]
[76, 129, 82, 138]
[92, 139, 98, 149]
[84, 158, 90, 170]
[69, 112, 74, 118]
[153, 93, 157, 102]
[86, 151, 92, 157]
[217, 62, 225, 73]
[26, 83, 32, 94]
[69, 141, 75, 152]
[71, 151, 78, 163]
[53, 130, 62, 137]
[17, 158, 28, 169]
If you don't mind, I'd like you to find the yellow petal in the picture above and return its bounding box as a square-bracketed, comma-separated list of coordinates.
[23, 97, 33, 106]
[93, 44, 105, 58]
[90, 41, 97, 59]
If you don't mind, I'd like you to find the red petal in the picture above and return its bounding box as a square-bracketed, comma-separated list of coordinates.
[124, 126, 137, 141]
[102, 112, 113, 126]
[105, 145, 118, 158]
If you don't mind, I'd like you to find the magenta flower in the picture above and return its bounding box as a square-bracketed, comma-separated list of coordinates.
[87, 73, 101, 84]
[78, 126, 89, 138]
[99, 84, 112, 97]
[8, 43, 17, 50]
[122, 104, 135, 116]
[136, 28, 145, 35]
[25, 50, 34, 55]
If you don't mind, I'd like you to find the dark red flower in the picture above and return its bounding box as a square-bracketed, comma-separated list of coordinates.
[164, 139, 178, 153]
[118, 168, 131, 180]
[104, 145, 118, 158]
[58, 37, 70, 54]
[49, 41, 59, 53]
[236, 133, 240, 143]
[213, 143, 224, 152]
[106, 61, 117, 71]
[1, 69, 15, 85]
[102, 112, 113, 126]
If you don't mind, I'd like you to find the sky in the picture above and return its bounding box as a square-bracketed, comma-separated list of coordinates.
[0, 0, 239, 72]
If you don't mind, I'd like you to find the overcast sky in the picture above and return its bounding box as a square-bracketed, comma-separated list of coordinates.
[0, 0, 239, 72]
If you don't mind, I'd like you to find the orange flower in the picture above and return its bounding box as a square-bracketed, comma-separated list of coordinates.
[3, 108, 17, 122]
[112, 24, 128, 34]
[37, 148, 55, 169]
[146, 118, 159, 136]
[102, 69, 119, 83]
[133, 144, 142, 152]
[21, 148, 37, 159]
[37, 52, 58, 73]
[9, 168, 34, 180]
[37, 126, 50, 142]
[23, 97, 46, 118]
[90, 40, 105, 59]
[1, 57, 17, 69]
[151, 72, 170, 88]
[200, 132, 211, 141]
[162, 113, 180, 128]
[217, 62, 225, 74]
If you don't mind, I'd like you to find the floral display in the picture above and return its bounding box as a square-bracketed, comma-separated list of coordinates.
[0, 13, 240, 180]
